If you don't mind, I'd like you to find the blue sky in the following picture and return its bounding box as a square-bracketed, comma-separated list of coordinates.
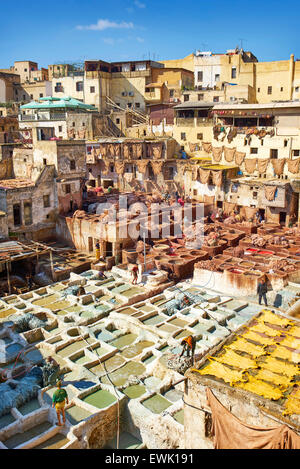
[1, 0, 300, 68]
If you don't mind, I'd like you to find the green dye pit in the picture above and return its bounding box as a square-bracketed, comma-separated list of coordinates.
[101, 361, 146, 387]
[33, 433, 70, 450]
[65, 405, 93, 425]
[121, 341, 154, 359]
[142, 394, 172, 414]
[3, 421, 53, 449]
[157, 324, 179, 333]
[123, 385, 146, 399]
[105, 432, 143, 449]
[18, 399, 40, 415]
[32, 294, 59, 307]
[72, 354, 89, 365]
[143, 316, 164, 326]
[57, 340, 86, 357]
[173, 409, 184, 425]
[169, 318, 188, 328]
[88, 355, 126, 376]
[109, 333, 138, 350]
[82, 389, 116, 409]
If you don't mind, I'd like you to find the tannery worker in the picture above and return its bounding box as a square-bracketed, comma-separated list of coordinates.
[52, 380, 69, 426]
[131, 264, 139, 285]
[95, 242, 101, 262]
[180, 335, 196, 361]
[257, 278, 268, 306]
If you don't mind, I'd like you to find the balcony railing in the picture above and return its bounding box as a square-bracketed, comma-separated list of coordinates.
[19, 113, 66, 122]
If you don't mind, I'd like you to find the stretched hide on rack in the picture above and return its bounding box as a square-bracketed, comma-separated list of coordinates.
[224, 202, 237, 216]
[224, 147, 236, 163]
[202, 142, 212, 153]
[245, 158, 257, 174]
[257, 159, 269, 174]
[212, 146, 223, 162]
[204, 195, 215, 204]
[151, 161, 164, 176]
[100, 144, 107, 157]
[235, 151, 246, 166]
[115, 162, 125, 175]
[212, 170, 223, 187]
[100, 160, 110, 175]
[152, 143, 163, 159]
[199, 168, 211, 185]
[189, 143, 197, 152]
[123, 144, 130, 159]
[287, 158, 300, 174]
[265, 186, 277, 202]
[272, 158, 286, 176]
[136, 160, 149, 174]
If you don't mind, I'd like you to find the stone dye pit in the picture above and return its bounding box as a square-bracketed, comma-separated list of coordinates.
[0, 268, 300, 450]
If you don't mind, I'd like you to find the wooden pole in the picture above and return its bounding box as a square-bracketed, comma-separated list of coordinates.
[49, 250, 55, 281]
[6, 261, 11, 295]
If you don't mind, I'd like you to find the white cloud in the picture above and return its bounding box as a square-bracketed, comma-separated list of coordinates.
[77, 19, 134, 31]
[136, 37, 145, 43]
[134, 0, 146, 8]
[103, 38, 125, 46]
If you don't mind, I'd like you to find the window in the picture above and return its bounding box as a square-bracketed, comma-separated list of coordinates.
[116, 118, 120, 125]
[281, 87, 284, 92]
[65, 184, 71, 194]
[181, 133, 186, 141]
[13, 204, 21, 226]
[169, 89, 174, 98]
[39, 93, 43, 98]
[43, 195, 50, 208]
[70, 160, 76, 170]
[270, 149, 278, 158]
[73, 122, 75, 127]
[296, 87, 300, 93]
[268, 86, 272, 95]
[198, 94, 204, 101]
[90, 86, 95, 93]
[58, 126, 62, 133]
[231, 67, 237, 79]
[110, 164, 114, 172]
[284, 140, 288, 147]
[127, 103, 132, 108]
[24, 68, 27, 72]
[197, 71, 203, 82]
[43, 158, 47, 165]
[76, 82, 84, 92]
[30, 94, 33, 100]
[24, 202, 32, 226]
[135, 103, 140, 108]
[250, 148, 258, 154]
[293, 150, 300, 157]
[215, 74, 220, 82]
[121, 92, 127, 97]
[197, 133, 203, 140]
[213, 96, 219, 102]
[184, 95, 190, 102]
[253, 191, 258, 199]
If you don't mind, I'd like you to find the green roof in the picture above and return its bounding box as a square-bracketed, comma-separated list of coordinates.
[20, 97, 97, 111]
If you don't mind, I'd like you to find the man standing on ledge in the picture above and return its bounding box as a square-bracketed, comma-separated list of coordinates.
[52, 380, 69, 426]
[257, 277, 268, 307]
